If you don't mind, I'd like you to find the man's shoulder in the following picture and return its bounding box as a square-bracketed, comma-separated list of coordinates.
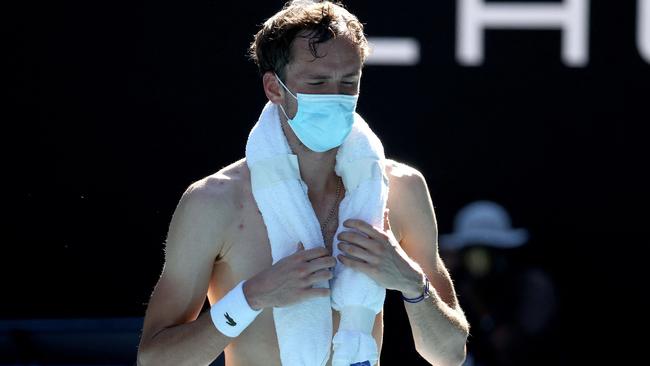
[182, 158, 249, 211]
[384, 158, 431, 216]
[384, 158, 426, 186]
[163, 159, 250, 262]
[383, 160, 436, 245]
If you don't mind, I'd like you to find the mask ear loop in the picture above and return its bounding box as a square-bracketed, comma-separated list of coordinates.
[274, 73, 297, 120]
[274, 73, 298, 99]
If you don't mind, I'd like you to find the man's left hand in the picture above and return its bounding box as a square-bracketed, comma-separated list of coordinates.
[336, 210, 425, 298]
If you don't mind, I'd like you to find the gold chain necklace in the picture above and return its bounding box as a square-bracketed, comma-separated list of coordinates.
[320, 176, 342, 239]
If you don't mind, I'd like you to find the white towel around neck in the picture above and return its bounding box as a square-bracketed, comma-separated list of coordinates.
[245, 101, 388, 366]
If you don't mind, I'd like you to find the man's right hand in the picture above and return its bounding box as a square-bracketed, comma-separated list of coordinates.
[243, 243, 336, 310]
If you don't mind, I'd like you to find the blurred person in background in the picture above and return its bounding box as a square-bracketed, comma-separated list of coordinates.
[440, 201, 559, 366]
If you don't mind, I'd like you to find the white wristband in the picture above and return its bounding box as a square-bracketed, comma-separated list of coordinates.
[209, 280, 263, 338]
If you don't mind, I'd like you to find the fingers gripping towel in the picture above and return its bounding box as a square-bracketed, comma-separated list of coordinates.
[245, 101, 388, 366]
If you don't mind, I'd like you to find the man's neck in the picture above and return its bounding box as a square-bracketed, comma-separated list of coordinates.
[280, 114, 340, 201]
[296, 150, 339, 195]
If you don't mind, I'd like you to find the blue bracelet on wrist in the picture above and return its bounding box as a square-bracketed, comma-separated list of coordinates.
[401, 275, 431, 303]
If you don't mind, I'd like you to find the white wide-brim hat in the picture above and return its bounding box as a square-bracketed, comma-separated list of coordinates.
[440, 201, 529, 250]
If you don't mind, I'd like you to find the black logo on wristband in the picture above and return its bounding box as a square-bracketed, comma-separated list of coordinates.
[224, 312, 237, 326]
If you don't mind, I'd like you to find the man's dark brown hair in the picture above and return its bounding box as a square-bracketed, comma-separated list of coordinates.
[248, 0, 369, 80]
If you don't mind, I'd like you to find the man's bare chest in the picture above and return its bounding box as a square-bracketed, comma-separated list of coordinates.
[206, 180, 387, 365]
[208, 188, 330, 299]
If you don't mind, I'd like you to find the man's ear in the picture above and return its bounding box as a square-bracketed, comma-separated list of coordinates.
[263, 71, 283, 104]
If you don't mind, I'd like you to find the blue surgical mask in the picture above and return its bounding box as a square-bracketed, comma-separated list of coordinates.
[275, 73, 358, 152]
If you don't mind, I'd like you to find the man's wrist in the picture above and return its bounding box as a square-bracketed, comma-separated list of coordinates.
[400, 270, 426, 299]
[210, 280, 263, 338]
[243, 278, 264, 311]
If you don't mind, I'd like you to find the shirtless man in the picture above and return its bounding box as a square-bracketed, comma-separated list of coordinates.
[137, 1, 469, 365]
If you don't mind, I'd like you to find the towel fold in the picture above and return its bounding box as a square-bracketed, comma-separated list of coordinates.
[245, 101, 388, 366]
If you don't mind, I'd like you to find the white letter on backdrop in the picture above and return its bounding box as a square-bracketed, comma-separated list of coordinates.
[457, 0, 590, 67]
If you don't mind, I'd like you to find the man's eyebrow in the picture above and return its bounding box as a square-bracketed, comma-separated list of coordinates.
[304, 72, 361, 79]
[305, 74, 330, 80]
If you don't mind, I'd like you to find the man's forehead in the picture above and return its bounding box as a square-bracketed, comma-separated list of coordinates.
[286, 35, 362, 76]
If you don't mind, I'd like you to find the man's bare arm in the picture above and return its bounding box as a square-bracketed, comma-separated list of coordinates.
[137, 172, 338, 365]
[395, 168, 470, 366]
[137, 178, 236, 366]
